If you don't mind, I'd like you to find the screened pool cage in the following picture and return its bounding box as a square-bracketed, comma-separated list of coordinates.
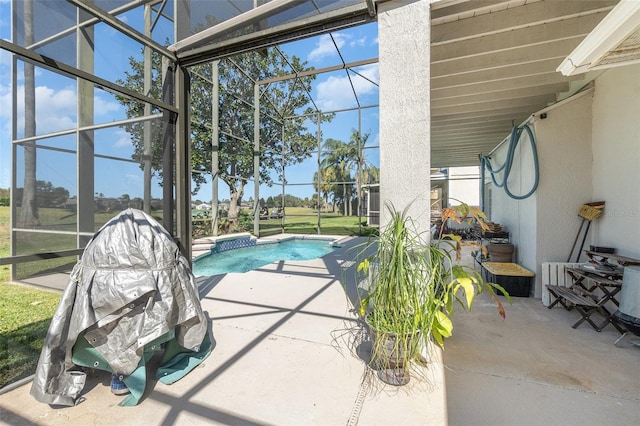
[0, 0, 380, 281]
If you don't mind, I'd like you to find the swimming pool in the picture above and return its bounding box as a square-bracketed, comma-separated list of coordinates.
[192, 238, 339, 276]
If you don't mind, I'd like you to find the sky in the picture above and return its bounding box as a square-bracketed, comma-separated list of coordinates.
[0, 1, 380, 205]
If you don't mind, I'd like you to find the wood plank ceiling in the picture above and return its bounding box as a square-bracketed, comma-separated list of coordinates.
[429, 0, 619, 168]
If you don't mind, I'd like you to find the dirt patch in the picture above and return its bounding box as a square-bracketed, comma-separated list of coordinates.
[527, 367, 593, 391]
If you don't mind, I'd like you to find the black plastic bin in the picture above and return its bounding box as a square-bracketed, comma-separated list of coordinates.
[481, 262, 534, 297]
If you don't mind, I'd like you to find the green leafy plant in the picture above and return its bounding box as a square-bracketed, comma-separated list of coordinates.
[356, 201, 509, 384]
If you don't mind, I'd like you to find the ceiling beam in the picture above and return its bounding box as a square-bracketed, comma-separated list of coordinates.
[432, 83, 568, 109]
[431, 12, 608, 63]
[432, 147, 502, 158]
[431, 0, 526, 22]
[432, 94, 556, 116]
[432, 120, 516, 133]
[432, 105, 534, 122]
[431, 125, 516, 137]
[431, 57, 570, 89]
[432, 145, 501, 153]
[432, 72, 581, 99]
[432, 38, 586, 77]
[433, 136, 510, 148]
[432, 0, 617, 45]
[433, 144, 503, 153]
[433, 130, 511, 141]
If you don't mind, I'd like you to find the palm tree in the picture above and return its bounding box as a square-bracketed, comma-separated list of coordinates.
[321, 138, 354, 215]
[349, 130, 376, 217]
[313, 166, 336, 212]
[19, 0, 39, 227]
[320, 129, 376, 216]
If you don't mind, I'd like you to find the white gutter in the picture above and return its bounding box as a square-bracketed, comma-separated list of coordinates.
[557, 0, 640, 76]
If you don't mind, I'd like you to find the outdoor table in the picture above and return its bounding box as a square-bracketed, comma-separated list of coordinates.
[547, 250, 640, 333]
[563, 265, 625, 332]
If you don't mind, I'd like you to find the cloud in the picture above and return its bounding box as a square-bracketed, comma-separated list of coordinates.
[94, 94, 121, 116]
[350, 37, 367, 49]
[0, 48, 10, 68]
[124, 173, 141, 184]
[0, 83, 122, 137]
[308, 33, 348, 62]
[316, 63, 379, 111]
[113, 128, 133, 147]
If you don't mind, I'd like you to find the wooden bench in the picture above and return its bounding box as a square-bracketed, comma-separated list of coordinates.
[546, 285, 604, 330]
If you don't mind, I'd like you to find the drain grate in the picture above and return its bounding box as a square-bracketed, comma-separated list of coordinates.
[346, 371, 370, 426]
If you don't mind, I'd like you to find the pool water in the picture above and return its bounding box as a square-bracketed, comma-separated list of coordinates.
[193, 238, 339, 276]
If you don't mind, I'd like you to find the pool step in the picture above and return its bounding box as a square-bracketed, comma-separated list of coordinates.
[192, 240, 215, 260]
[191, 233, 257, 260]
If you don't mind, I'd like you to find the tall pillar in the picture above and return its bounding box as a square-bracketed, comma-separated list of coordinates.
[378, 0, 431, 234]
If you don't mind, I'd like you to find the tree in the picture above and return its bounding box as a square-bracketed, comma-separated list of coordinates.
[349, 130, 379, 215]
[117, 45, 331, 229]
[19, 0, 39, 227]
[320, 129, 378, 216]
[313, 166, 337, 212]
[265, 196, 276, 208]
[321, 138, 355, 215]
[309, 193, 320, 209]
[37, 181, 69, 208]
[283, 194, 303, 207]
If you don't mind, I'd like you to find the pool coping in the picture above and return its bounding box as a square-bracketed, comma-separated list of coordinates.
[191, 233, 354, 277]
[192, 233, 352, 262]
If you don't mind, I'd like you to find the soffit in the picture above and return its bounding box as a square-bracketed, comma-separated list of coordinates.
[429, 0, 619, 168]
[557, 0, 640, 75]
[601, 26, 640, 67]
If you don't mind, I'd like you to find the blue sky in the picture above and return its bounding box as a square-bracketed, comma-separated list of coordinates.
[0, 2, 379, 204]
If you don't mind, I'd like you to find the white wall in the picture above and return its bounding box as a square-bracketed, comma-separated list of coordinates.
[532, 93, 594, 296]
[591, 64, 640, 260]
[448, 166, 480, 207]
[533, 93, 593, 265]
[489, 92, 593, 297]
[486, 122, 538, 274]
[488, 63, 640, 298]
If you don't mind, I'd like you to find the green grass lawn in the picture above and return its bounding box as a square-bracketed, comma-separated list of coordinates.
[0, 283, 60, 388]
[0, 206, 61, 389]
[258, 207, 378, 237]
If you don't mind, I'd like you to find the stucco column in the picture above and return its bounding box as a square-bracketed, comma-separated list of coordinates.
[378, 0, 431, 233]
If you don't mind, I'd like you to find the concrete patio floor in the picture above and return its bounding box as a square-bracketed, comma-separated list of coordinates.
[1, 236, 639, 425]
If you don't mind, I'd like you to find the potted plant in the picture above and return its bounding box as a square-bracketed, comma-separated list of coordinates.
[357, 201, 508, 385]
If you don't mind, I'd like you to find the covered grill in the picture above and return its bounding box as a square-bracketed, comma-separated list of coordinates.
[613, 266, 640, 345]
[30, 209, 213, 406]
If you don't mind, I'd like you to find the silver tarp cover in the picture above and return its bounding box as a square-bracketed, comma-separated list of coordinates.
[30, 209, 208, 406]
